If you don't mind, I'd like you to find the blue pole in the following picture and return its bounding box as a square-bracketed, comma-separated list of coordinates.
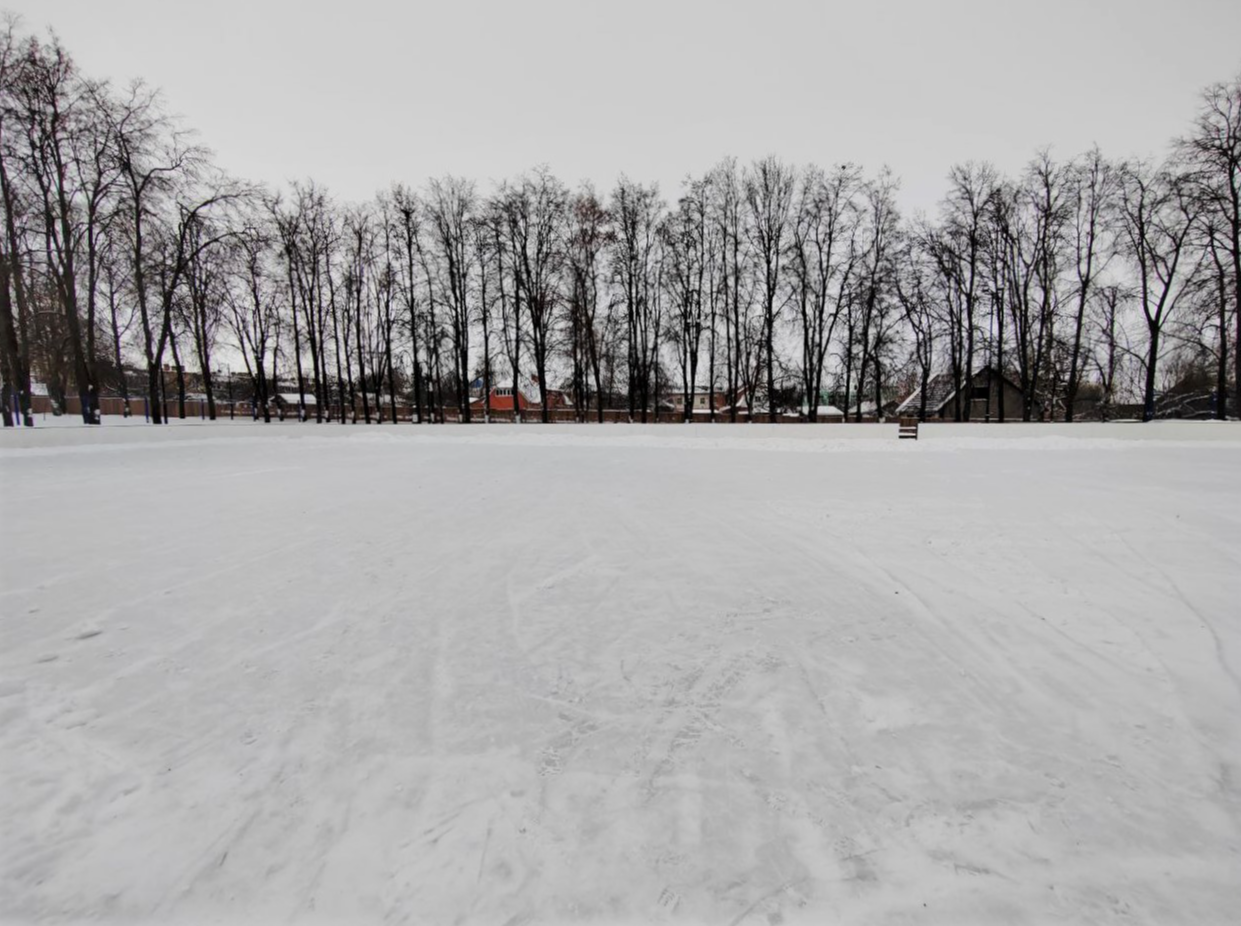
[143, 396, 149, 423]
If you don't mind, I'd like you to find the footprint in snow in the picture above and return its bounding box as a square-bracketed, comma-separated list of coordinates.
[537, 748, 562, 777]
[67, 621, 104, 641]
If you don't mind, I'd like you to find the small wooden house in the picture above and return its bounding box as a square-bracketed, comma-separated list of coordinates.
[895, 367, 1028, 421]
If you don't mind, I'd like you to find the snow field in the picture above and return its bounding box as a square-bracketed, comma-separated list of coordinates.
[1, 426, 1239, 924]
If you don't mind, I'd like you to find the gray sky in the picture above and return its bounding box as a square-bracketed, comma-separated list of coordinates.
[9, 0, 1241, 214]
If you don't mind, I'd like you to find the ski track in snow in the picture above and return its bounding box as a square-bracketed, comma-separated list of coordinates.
[1, 425, 1240, 924]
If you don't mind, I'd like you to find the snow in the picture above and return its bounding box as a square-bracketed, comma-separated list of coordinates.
[798, 405, 844, 418]
[2, 424, 1240, 924]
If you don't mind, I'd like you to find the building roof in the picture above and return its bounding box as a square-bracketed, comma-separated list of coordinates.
[275, 393, 317, 406]
[474, 373, 558, 405]
[800, 404, 844, 417]
[895, 366, 1024, 416]
[895, 373, 958, 416]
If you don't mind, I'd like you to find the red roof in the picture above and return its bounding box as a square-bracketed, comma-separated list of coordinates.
[471, 388, 534, 411]
[469, 388, 574, 411]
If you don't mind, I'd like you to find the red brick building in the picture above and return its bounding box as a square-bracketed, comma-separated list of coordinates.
[470, 375, 572, 413]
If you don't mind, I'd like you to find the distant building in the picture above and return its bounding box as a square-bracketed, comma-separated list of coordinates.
[895, 366, 1027, 421]
[271, 393, 318, 419]
[470, 374, 571, 413]
[474, 385, 535, 412]
[800, 404, 845, 421]
[668, 388, 732, 415]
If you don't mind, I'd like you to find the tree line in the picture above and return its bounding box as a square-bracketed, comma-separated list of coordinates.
[1, 19, 1237, 428]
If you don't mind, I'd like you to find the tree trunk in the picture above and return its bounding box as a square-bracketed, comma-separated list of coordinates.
[1212, 248, 1229, 419]
[1143, 323, 1160, 422]
[766, 307, 776, 423]
[0, 256, 31, 426]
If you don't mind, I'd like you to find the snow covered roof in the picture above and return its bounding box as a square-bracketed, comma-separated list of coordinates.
[484, 374, 544, 404]
[276, 393, 317, 406]
[896, 367, 1021, 416]
[896, 374, 956, 416]
[799, 404, 844, 417]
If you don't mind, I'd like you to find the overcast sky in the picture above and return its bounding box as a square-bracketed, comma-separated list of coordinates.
[8, 0, 1241, 215]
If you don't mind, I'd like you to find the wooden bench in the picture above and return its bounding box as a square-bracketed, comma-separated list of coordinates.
[898, 417, 919, 440]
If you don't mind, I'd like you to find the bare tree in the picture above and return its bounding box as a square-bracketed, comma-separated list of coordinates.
[917, 164, 997, 421]
[850, 169, 901, 421]
[11, 33, 102, 421]
[708, 159, 750, 421]
[744, 156, 795, 421]
[392, 184, 426, 423]
[1090, 284, 1130, 420]
[0, 18, 33, 425]
[565, 183, 610, 422]
[487, 187, 523, 423]
[790, 163, 860, 420]
[273, 183, 338, 423]
[1064, 148, 1118, 420]
[182, 211, 228, 418]
[110, 79, 238, 424]
[505, 169, 567, 423]
[611, 176, 663, 421]
[894, 236, 937, 421]
[225, 226, 279, 423]
[426, 176, 476, 422]
[1118, 160, 1201, 420]
[664, 181, 708, 421]
[991, 155, 1070, 421]
[1179, 73, 1240, 418]
[100, 232, 133, 414]
[471, 211, 499, 422]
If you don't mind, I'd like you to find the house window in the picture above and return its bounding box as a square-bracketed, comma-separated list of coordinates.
[971, 385, 989, 400]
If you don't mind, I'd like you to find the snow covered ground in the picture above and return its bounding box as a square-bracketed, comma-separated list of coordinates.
[2, 424, 1240, 924]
